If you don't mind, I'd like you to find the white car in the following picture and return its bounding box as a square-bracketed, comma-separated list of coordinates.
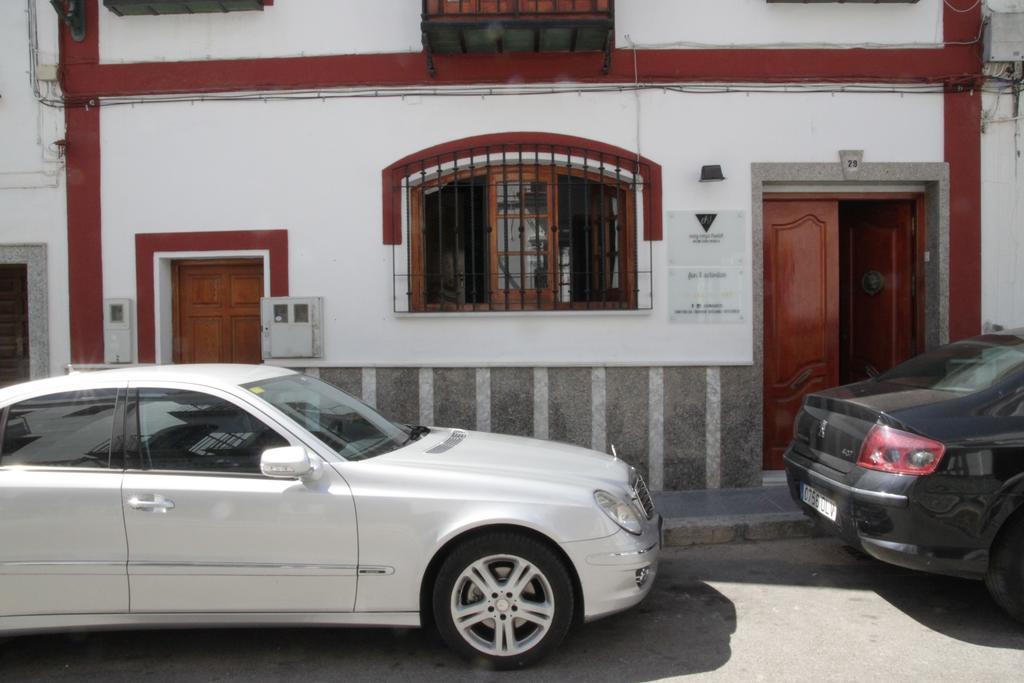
[0, 365, 660, 668]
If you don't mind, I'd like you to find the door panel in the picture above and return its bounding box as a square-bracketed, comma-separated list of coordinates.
[230, 273, 261, 306]
[123, 472, 359, 613]
[763, 201, 840, 470]
[0, 386, 128, 616]
[0, 265, 29, 387]
[173, 260, 263, 364]
[0, 471, 127, 616]
[231, 317, 262, 363]
[840, 201, 916, 383]
[122, 384, 358, 613]
[189, 318, 223, 363]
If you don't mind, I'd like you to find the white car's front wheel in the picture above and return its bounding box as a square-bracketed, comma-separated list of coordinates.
[433, 532, 574, 668]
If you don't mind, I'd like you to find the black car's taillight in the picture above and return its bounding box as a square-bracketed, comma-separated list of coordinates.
[857, 424, 946, 475]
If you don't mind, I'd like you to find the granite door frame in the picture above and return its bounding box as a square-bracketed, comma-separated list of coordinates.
[741, 162, 950, 477]
[0, 245, 49, 380]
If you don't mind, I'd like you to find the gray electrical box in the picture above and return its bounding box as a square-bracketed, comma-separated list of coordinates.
[261, 297, 324, 359]
[104, 298, 133, 364]
[986, 12, 1024, 62]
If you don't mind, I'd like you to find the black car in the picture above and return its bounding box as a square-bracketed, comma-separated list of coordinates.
[784, 329, 1024, 621]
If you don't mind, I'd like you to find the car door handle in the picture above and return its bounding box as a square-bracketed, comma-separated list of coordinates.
[127, 494, 175, 513]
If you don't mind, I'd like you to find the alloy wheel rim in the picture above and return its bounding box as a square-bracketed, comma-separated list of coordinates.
[450, 553, 555, 657]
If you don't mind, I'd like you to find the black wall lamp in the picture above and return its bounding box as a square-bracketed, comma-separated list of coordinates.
[51, 0, 86, 42]
[699, 165, 725, 183]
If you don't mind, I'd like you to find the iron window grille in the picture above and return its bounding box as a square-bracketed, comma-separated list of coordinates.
[391, 143, 653, 313]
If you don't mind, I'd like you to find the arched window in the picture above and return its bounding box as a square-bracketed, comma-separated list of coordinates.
[384, 134, 661, 312]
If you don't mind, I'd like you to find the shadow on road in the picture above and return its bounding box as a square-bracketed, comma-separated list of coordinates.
[681, 537, 1024, 652]
[0, 554, 734, 682]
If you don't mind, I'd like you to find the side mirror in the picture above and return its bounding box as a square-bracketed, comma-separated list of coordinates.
[260, 446, 322, 481]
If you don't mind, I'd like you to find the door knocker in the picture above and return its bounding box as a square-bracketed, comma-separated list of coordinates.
[861, 270, 886, 296]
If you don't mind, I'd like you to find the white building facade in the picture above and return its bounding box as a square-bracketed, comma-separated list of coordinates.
[0, 2, 68, 382]
[10, 0, 1019, 489]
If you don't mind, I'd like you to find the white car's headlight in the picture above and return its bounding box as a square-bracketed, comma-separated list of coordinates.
[594, 490, 643, 535]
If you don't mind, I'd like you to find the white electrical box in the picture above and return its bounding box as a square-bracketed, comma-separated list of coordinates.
[986, 12, 1024, 62]
[103, 298, 133, 364]
[261, 297, 324, 359]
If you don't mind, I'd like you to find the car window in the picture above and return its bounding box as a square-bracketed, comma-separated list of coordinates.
[241, 374, 411, 461]
[0, 389, 117, 468]
[879, 337, 1024, 393]
[135, 388, 288, 474]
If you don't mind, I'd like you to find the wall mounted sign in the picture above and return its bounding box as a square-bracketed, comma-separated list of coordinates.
[840, 149, 864, 180]
[667, 211, 747, 324]
[667, 210, 746, 268]
[668, 267, 744, 323]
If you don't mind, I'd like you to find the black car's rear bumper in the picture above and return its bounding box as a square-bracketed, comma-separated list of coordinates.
[784, 448, 989, 580]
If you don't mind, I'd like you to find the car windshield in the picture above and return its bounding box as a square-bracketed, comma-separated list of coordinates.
[878, 335, 1024, 393]
[241, 374, 411, 461]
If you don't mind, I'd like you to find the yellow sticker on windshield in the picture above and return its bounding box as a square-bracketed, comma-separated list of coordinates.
[249, 387, 265, 394]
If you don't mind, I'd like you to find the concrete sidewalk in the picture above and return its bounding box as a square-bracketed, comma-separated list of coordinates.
[653, 482, 819, 547]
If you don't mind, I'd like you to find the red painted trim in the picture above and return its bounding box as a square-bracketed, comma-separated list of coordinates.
[60, 0, 99, 70]
[943, 1, 983, 341]
[61, 0, 980, 100]
[382, 132, 663, 244]
[60, 0, 980, 99]
[944, 90, 982, 341]
[134, 230, 289, 363]
[65, 105, 104, 364]
[944, 1, 982, 43]
[58, 1, 984, 357]
[62, 46, 980, 99]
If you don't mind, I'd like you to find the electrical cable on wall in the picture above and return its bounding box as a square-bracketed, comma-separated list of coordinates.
[944, 0, 983, 14]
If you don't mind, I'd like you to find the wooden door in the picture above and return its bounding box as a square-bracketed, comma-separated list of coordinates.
[0, 265, 29, 387]
[840, 201, 917, 383]
[763, 197, 920, 469]
[172, 260, 263, 364]
[763, 201, 840, 471]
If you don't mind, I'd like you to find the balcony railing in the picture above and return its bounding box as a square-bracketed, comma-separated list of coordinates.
[421, 0, 615, 74]
[424, 1, 612, 19]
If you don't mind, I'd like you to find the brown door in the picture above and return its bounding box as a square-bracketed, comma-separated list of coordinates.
[173, 259, 263, 364]
[840, 201, 917, 384]
[0, 265, 30, 387]
[763, 198, 920, 470]
[763, 200, 840, 471]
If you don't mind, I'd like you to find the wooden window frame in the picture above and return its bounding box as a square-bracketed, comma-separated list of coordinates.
[408, 164, 636, 312]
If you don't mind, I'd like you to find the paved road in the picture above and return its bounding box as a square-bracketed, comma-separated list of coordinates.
[3, 538, 1023, 681]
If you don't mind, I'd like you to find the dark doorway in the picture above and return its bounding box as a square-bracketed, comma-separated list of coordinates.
[763, 196, 923, 470]
[422, 178, 488, 307]
[557, 174, 626, 304]
[0, 264, 30, 387]
[839, 200, 918, 384]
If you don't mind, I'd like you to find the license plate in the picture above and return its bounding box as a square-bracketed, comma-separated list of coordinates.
[800, 483, 838, 523]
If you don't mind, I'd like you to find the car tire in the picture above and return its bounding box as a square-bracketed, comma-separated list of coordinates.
[986, 515, 1024, 622]
[432, 531, 574, 669]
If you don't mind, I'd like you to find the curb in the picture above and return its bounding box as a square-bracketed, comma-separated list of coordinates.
[662, 511, 819, 548]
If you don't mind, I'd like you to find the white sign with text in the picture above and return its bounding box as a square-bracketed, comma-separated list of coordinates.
[667, 210, 746, 267]
[668, 211, 747, 324]
[669, 267, 745, 323]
